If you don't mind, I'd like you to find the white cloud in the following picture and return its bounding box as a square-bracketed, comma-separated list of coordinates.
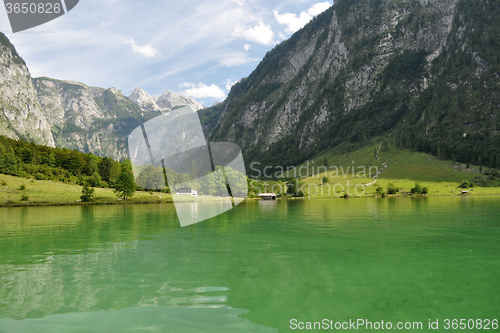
[182, 82, 226, 100]
[219, 52, 259, 67]
[274, 2, 331, 33]
[124, 39, 158, 58]
[308, 2, 332, 16]
[225, 79, 238, 91]
[232, 21, 275, 46]
[274, 11, 311, 34]
[244, 44, 251, 51]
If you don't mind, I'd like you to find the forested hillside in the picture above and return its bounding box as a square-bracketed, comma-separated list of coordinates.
[202, 0, 500, 169]
[393, 0, 500, 166]
[0, 135, 126, 188]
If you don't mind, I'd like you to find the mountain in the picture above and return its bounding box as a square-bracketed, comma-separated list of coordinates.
[34, 81, 205, 160]
[0, 32, 205, 161]
[128, 87, 205, 113]
[203, 0, 500, 169]
[128, 87, 162, 112]
[2, 0, 498, 167]
[0, 34, 54, 146]
[34, 78, 159, 160]
[155, 90, 205, 112]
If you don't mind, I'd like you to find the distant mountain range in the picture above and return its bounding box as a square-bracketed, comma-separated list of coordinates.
[128, 87, 204, 113]
[0, 34, 204, 160]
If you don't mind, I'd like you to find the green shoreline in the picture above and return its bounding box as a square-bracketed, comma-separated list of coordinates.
[4, 193, 500, 208]
[0, 198, 174, 208]
[2, 166, 500, 208]
[2, 187, 500, 209]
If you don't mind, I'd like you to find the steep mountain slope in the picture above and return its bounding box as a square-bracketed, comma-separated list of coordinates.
[204, 0, 499, 169]
[34, 77, 159, 160]
[0, 34, 54, 146]
[395, 0, 500, 166]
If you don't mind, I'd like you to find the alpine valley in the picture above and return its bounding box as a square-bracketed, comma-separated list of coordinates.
[1, 0, 499, 170]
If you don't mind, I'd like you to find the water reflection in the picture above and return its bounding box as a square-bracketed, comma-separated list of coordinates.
[0, 236, 277, 332]
[258, 200, 277, 213]
[0, 197, 499, 332]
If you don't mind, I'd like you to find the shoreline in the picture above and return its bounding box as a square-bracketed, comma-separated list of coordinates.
[2, 192, 500, 208]
[2, 173, 500, 208]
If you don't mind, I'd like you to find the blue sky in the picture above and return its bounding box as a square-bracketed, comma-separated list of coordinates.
[0, 0, 332, 106]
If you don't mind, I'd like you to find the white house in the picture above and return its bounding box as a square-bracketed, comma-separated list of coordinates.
[175, 186, 198, 196]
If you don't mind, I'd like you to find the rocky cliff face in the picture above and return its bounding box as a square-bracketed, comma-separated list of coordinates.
[32, 81, 205, 160]
[128, 88, 205, 113]
[34, 78, 159, 160]
[0, 34, 54, 146]
[204, 0, 499, 167]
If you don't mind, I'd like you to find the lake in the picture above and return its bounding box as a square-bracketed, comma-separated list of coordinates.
[0, 197, 499, 332]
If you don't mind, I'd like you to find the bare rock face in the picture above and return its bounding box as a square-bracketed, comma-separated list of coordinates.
[128, 88, 205, 113]
[0, 34, 54, 146]
[128, 87, 162, 113]
[34, 78, 150, 160]
[34, 78, 105, 129]
[155, 90, 205, 112]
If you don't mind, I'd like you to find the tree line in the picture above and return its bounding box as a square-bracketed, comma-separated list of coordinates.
[0, 135, 255, 199]
[0, 135, 135, 198]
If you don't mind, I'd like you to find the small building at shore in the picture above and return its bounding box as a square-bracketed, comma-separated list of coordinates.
[258, 193, 277, 200]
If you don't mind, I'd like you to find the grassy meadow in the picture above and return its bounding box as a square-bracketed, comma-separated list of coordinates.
[0, 174, 173, 207]
[0, 175, 242, 207]
[297, 144, 500, 198]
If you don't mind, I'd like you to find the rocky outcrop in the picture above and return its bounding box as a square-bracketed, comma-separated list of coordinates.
[128, 88, 204, 113]
[0, 34, 54, 146]
[32, 80, 207, 159]
[128, 87, 162, 113]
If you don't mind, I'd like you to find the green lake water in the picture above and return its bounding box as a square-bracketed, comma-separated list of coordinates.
[0, 197, 499, 332]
